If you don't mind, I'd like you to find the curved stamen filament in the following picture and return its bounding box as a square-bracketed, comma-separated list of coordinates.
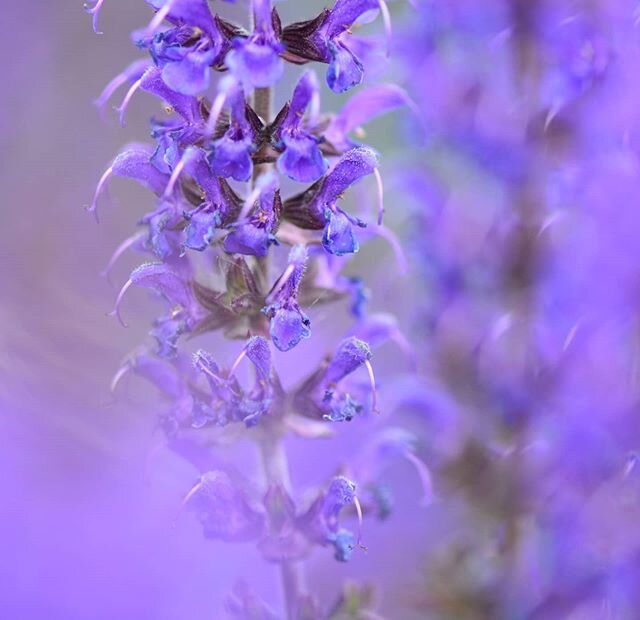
[109, 278, 134, 327]
[164, 148, 195, 197]
[364, 359, 379, 414]
[404, 450, 435, 506]
[116, 76, 144, 127]
[110, 362, 132, 393]
[391, 329, 417, 371]
[265, 262, 296, 304]
[102, 231, 146, 282]
[195, 359, 224, 386]
[239, 186, 261, 223]
[204, 89, 230, 136]
[143, 0, 174, 37]
[88, 165, 114, 222]
[374, 224, 408, 275]
[373, 168, 385, 225]
[181, 476, 205, 508]
[353, 494, 367, 550]
[85, 0, 107, 34]
[378, 0, 392, 59]
[227, 348, 248, 380]
[95, 60, 150, 117]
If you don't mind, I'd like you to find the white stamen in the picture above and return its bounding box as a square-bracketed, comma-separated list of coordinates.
[364, 359, 379, 414]
[88, 165, 113, 222]
[309, 89, 321, 127]
[227, 348, 248, 380]
[239, 186, 261, 222]
[378, 0, 392, 59]
[204, 89, 230, 136]
[143, 0, 174, 37]
[544, 101, 563, 132]
[85, 0, 106, 34]
[563, 320, 582, 352]
[374, 225, 408, 275]
[94, 60, 150, 117]
[101, 231, 145, 283]
[391, 329, 417, 371]
[181, 476, 205, 508]
[195, 356, 224, 386]
[116, 76, 144, 127]
[373, 168, 385, 225]
[110, 362, 131, 393]
[108, 278, 134, 327]
[404, 450, 436, 506]
[265, 263, 296, 304]
[164, 148, 195, 197]
[353, 494, 367, 550]
[95, 74, 128, 116]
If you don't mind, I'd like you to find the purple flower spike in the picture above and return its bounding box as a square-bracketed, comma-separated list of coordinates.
[208, 86, 255, 182]
[276, 71, 328, 183]
[224, 173, 281, 257]
[225, 0, 284, 89]
[183, 471, 265, 542]
[263, 245, 311, 352]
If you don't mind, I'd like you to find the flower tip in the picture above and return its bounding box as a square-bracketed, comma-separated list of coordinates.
[110, 362, 131, 393]
[84, 0, 106, 35]
[109, 277, 134, 328]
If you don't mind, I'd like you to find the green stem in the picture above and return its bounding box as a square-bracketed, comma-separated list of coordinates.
[259, 434, 305, 619]
[247, 16, 303, 609]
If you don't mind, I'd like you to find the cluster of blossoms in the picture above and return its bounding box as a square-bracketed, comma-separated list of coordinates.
[88, 0, 428, 618]
[394, 0, 640, 617]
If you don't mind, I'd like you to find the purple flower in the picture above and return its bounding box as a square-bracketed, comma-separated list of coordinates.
[225, 0, 284, 89]
[111, 351, 196, 424]
[282, 147, 378, 256]
[193, 337, 276, 427]
[89, 143, 170, 218]
[224, 173, 281, 257]
[263, 245, 310, 352]
[140, 22, 225, 95]
[324, 83, 415, 152]
[183, 471, 265, 542]
[275, 70, 328, 183]
[282, 0, 384, 93]
[258, 485, 309, 562]
[295, 336, 376, 422]
[298, 476, 360, 562]
[142, 0, 222, 38]
[207, 85, 256, 182]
